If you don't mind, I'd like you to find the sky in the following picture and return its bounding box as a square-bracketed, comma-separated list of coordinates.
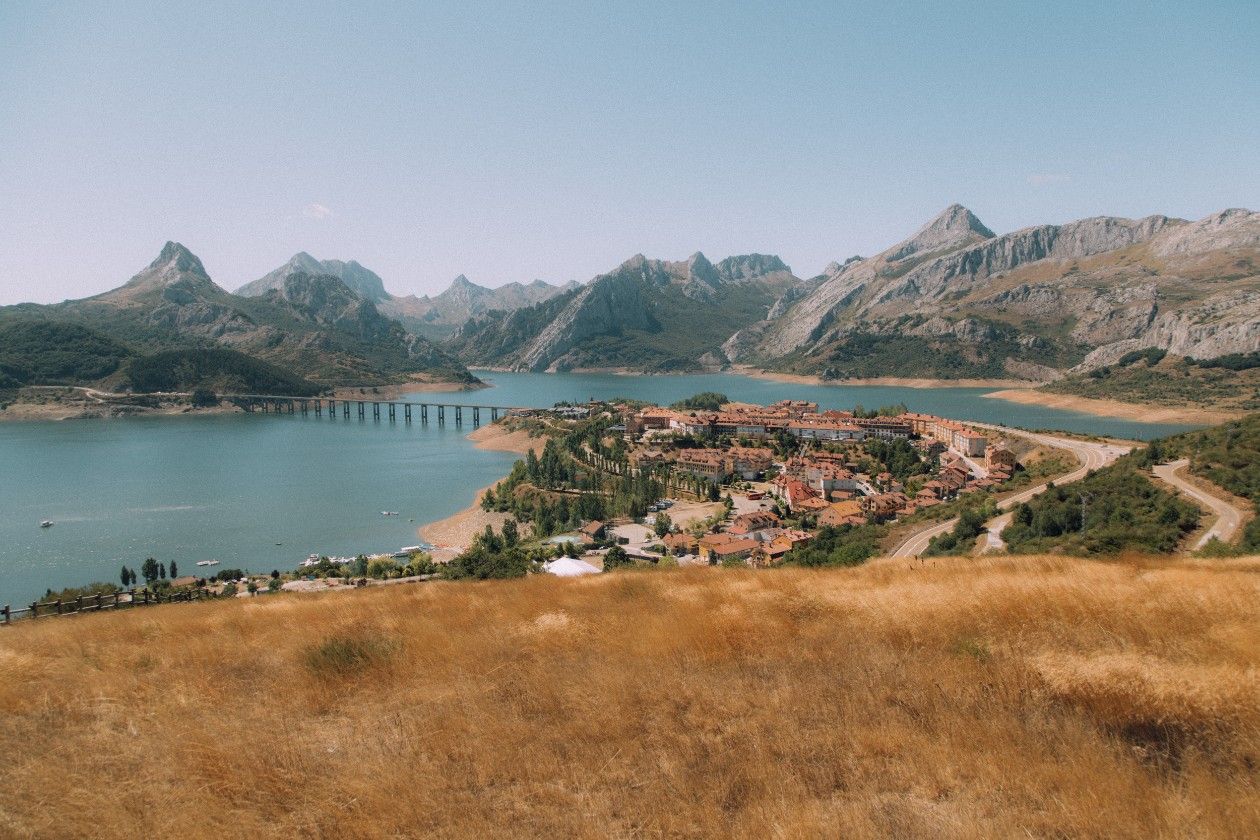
[1, 0, 1257, 304]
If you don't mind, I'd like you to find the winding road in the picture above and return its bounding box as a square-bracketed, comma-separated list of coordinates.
[888, 425, 1132, 558]
[1152, 459, 1245, 549]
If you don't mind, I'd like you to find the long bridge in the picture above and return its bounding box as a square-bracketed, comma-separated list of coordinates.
[224, 394, 523, 427]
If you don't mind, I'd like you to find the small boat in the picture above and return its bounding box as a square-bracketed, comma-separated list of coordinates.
[196, 559, 220, 567]
[381, 511, 400, 517]
[40, 520, 53, 528]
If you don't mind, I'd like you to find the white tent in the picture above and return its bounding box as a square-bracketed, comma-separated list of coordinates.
[542, 558, 601, 577]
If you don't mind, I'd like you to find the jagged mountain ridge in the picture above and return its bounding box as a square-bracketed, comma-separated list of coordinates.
[239, 254, 576, 340]
[0, 243, 478, 388]
[732, 206, 1260, 381]
[236, 252, 389, 301]
[447, 252, 800, 372]
[379, 274, 579, 340]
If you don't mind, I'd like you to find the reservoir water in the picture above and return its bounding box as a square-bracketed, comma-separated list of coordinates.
[0, 371, 1199, 605]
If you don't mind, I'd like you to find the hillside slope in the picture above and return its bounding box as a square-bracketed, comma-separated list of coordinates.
[0, 561, 1255, 837]
[448, 252, 801, 372]
[741, 206, 1260, 381]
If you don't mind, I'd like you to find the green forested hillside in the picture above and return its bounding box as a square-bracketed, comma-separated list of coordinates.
[1001, 462, 1200, 555]
[0, 320, 133, 387]
[125, 348, 323, 395]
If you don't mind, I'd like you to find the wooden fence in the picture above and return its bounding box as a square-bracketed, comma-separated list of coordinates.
[3, 586, 221, 625]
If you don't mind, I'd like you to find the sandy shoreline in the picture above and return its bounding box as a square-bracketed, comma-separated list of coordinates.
[982, 388, 1242, 425]
[735, 367, 1032, 389]
[415, 423, 548, 560]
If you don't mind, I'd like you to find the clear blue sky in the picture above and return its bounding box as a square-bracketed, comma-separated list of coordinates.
[1, 0, 1257, 304]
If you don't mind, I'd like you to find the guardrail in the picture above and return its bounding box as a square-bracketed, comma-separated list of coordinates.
[3, 587, 220, 624]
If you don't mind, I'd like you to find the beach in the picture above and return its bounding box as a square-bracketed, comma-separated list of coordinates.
[734, 366, 1030, 389]
[982, 388, 1243, 425]
[416, 422, 548, 559]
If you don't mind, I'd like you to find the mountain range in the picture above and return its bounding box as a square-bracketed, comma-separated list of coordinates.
[0, 244, 477, 393]
[3, 204, 1257, 396]
[448, 205, 1260, 381]
[235, 254, 575, 340]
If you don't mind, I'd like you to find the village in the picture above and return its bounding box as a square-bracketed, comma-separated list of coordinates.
[483, 395, 1031, 575]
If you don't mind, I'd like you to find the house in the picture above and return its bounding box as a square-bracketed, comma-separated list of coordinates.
[767, 529, 813, 560]
[728, 511, 782, 536]
[987, 444, 1018, 471]
[663, 532, 699, 556]
[818, 500, 866, 528]
[727, 446, 774, 479]
[702, 535, 759, 564]
[580, 520, 606, 542]
[674, 449, 729, 482]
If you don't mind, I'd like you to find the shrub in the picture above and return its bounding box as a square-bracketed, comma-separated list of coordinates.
[304, 636, 396, 679]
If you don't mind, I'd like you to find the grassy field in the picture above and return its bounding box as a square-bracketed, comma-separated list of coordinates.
[1, 559, 1257, 838]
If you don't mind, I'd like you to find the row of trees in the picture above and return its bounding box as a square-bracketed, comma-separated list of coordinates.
[119, 558, 179, 587]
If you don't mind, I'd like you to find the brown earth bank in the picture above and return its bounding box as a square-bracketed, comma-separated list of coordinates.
[0, 387, 241, 422]
[465, 422, 546, 455]
[736, 366, 1032, 389]
[332, 375, 487, 399]
[983, 388, 1245, 425]
[0, 556, 1256, 838]
[416, 425, 546, 559]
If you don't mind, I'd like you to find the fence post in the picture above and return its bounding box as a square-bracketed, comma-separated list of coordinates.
[56, 599, 63, 615]
[3, 604, 8, 624]
[94, 593, 102, 611]
[30, 602, 37, 619]
[76, 595, 84, 614]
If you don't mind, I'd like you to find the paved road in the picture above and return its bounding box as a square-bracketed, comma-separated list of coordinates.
[889, 425, 1132, 558]
[1152, 459, 1245, 549]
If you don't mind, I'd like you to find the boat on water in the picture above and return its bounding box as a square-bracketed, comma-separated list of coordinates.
[195, 559, 220, 567]
[381, 511, 400, 516]
[40, 520, 53, 528]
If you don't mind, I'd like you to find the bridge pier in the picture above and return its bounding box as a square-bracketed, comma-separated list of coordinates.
[437, 405, 445, 424]
[404, 404, 411, 422]
[300, 400, 308, 415]
[421, 404, 428, 423]
[388, 403, 396, 421]
[358, 401, 365, 419]
[315, 400, 322, 416]
[342, 400, 349, 418]
[472, 406, 480, 427]
[491, 407, 499, 422]
[288, 400, 294, 414]
[373, 402, 380, 420]
[455, 405, 463, 425]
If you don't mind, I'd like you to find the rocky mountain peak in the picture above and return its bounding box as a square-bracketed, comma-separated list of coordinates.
[149, 242, 207, 276]
[715, 254, 791, 282]
[884, 204, 995, 264]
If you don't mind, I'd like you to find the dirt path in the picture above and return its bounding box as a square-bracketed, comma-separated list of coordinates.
[888, 425, 1132, 558]
[1152, 459, 1250, 549]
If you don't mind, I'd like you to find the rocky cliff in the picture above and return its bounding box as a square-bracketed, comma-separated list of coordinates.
[447, 252, 800, 372]
[741, 206, 1260, 381]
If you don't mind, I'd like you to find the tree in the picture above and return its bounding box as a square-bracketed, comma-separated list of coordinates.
[141, 557, 159, 585]
[169, 560, 177, 579]
[246, 581, 258, 596]
[267, 577, 282, 592]
[190, 388, 218, 408]
[120, 566, 130, 588]
[603, 544, 632, 570]
[654, 513, 672, 538]
[502, 518, 519, 547]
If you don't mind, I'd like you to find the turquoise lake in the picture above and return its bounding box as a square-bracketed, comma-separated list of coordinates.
[0, 371, 1200, 606]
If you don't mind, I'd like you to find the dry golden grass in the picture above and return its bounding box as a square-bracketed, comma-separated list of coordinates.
[1, 556, 1258, 838]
